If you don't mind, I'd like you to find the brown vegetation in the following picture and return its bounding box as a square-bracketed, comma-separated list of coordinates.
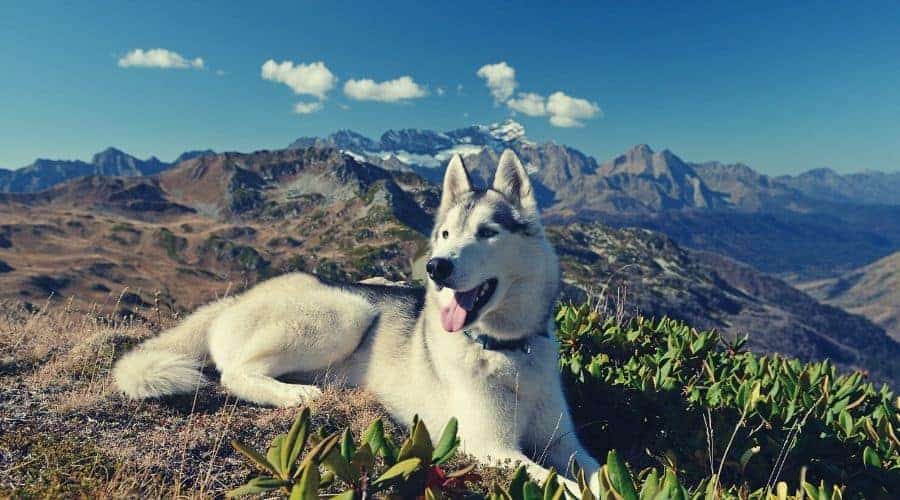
[0, 297, 396, 498]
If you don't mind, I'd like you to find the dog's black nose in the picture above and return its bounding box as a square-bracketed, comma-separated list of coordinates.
[426, 258, 453, 283]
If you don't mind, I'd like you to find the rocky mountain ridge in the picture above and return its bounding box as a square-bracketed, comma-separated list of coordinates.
[1, 144, 898, 387]
[0, 147, 216, 193]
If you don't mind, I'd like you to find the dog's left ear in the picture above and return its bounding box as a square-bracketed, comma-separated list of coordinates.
[493, 149, 537, 216]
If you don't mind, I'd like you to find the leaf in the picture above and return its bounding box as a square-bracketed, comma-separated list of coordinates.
[739, 446, 760, 472]
[290, 463, 320, 500]
[507, 465, 528, 500]
[362, 419, 387, 457]
[267, 434, 286, 477]
[605, 450, 638, 500]
[776, 481, 788, 500]
[374, 457, 423, 485]
[542, 469, 561, 500]
[351, 442, 375, 475]
[862, 446, 882, 468]
[226, 477, 287, 498]
[702, 475, 717, 500]
[446, 462, 477, 479]
[341, 427, 356, 462]
[321, 445, 354, 483]
[748, 381, 762, 411]
[398, 419, 434, 463]
[523, 481, 542, 500]
[230, 439, 281, 478]
[838, 410, 854, 437]
[283, 407, 311, 473]
[432, 417, 459, 464]
[295, 432, 340, 479]
[801, 482, 819, 500]
[639, 469, 659, 500]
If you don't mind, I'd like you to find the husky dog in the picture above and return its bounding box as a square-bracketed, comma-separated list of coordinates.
[114, 150, 599, 480]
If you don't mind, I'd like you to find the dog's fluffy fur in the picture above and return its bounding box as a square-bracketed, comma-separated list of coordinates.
[114, 150, 599, 480]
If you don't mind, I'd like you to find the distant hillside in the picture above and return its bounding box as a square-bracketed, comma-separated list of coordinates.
[549, 223, 900, 387]
[799, 251, 900, 341]
[597, 207, 900, 279]
[691, 161, 803, 211]
[0, 147, 215, 193]
[776, 167, 900, 206]
[5, 122, 898, 283]
[0, 147, 434, 315]
[1, 147, 897, 387]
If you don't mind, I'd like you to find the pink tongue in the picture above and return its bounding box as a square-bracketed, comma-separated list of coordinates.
[440, 288, 479, 332]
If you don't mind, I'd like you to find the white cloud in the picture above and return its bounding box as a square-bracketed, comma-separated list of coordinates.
[293, 101, 323, 114]
[118, 48, 204, 69]
[261, 60, 336, 99]
[215, 69, 226, 77]
[507, 92, 547, 117]
[436, 86, 446, 96]
[546, 91, 601, 127]
[343, 76, 428, 102]
[476, 62, 517, 103]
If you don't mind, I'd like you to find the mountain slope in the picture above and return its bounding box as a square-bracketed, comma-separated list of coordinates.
[799, 251, 900, 341]
[691, 161, 804, 211]
[0, 147, 217, 194]
[0, 148, 172, 193]
[549, 222, 900, 387]
[0, 146, 435, 315]
[596, 208, 900, 279]
[288, 122, 726, 213]
[777, 168, 900, 206]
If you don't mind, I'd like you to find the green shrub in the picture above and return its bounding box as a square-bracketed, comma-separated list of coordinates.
[230, 409, 864, 500]
[227, 303, 898, 498]
[228, 408, 473, 499]
[555, 304, 899, 498]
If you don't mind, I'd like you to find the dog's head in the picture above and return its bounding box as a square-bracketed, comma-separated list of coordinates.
[427, 149, 559, 338]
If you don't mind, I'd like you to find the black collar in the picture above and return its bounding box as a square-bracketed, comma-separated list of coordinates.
[462, 328, 547, 353]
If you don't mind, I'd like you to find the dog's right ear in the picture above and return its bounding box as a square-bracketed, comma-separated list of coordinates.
[439, 154, 473, 215]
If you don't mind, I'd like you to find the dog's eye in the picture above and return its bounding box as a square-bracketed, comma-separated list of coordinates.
[476, 227, 498, 239]
[441, 230, 449, 239]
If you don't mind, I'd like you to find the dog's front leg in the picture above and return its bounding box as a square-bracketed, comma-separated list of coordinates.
[465, 444, 559, 485]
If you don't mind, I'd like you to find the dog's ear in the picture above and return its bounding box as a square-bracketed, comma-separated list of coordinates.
[439, 154, 473, 215]
[493, 149, 537, 215]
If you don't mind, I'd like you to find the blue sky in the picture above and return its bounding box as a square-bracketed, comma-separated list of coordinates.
[1, 1, 898, 174]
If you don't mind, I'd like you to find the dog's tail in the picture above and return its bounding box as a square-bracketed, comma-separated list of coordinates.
[112, 298, 233, 399]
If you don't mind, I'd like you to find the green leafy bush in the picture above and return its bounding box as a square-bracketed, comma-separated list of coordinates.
[230, 409, 861, 500]
[555, 304, 900, 498]
[228, 408, 475, 499]
[227, 303, 898, 498]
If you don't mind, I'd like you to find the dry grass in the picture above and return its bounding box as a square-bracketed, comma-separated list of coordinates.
[0, 296, 396, 498]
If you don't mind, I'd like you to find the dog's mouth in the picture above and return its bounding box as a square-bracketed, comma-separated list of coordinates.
[440, 278, 498, 332]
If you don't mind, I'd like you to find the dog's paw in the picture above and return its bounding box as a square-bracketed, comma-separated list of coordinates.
[276, 384, 323, 407]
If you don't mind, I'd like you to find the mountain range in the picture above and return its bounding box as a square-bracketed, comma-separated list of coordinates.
[0, 148, 215, 193]
[1, 121, 898, 383]
[1, 144, 897, 387]
[3, 122, 899, 280]
[281, 121, 900, 278]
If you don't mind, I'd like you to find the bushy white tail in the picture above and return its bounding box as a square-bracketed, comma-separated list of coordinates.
[113, 349, 206, 398]
[112, 297, 233, 399]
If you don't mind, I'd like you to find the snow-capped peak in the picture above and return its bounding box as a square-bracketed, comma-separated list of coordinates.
[488, 119, 527, 143]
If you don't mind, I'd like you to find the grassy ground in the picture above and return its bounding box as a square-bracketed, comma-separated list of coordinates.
[0, 296, 404, 498]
